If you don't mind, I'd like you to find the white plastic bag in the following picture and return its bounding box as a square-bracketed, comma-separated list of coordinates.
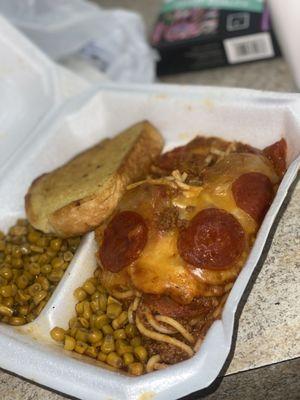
[0, 0, 156, 83]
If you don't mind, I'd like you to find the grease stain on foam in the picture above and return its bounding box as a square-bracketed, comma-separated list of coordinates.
[0, 67, 11, 76]
[154, 94, 168, 100]
[186, 104, 193, 111]
[16, 325, 34, 336]
[17, 55, 27, 66]
[202, 98, 214, 110]
[178, 132, 191, 140]
[178, 131, 207, 141]
[138, 392, 156, 400]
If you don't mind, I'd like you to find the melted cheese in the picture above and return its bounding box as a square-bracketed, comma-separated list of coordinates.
[97, 152, 278, 304]
[129, 231, 199, 304]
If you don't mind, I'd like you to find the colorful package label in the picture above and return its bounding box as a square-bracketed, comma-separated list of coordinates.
[162, 0, 264, 13]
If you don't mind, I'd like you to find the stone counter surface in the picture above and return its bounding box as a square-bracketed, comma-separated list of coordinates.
[227, 172, 300, 374]
[1, 0, 300, 399]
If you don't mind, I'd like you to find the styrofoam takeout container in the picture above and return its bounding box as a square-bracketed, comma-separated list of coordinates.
[0, 13, 88, 174]
[0, 82, 300, 400]
[1, 13, 300, 400]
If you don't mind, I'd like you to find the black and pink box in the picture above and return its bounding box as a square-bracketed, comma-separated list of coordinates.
[151, 0, 280, 76]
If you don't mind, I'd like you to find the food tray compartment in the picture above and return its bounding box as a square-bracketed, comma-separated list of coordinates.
[0, 14, 61, 172]
[0, 14, 88, 184]
[0, 83, 300, 400]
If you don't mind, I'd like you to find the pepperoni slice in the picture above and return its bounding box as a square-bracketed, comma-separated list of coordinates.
[263, 139, 287, 178]
[232, 172, 274, 223]
[143, 294, 215, 319]
[99, 211, 148, 272]
[178, 208, 246, 270]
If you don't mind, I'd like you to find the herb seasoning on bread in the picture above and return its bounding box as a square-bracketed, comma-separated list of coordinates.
[25, 121, 163, 237]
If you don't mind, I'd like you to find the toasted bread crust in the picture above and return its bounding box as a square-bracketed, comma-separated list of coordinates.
[25, 121, 163, 237]
[49, 177, 123, 237]
[25, 173, 49, 227]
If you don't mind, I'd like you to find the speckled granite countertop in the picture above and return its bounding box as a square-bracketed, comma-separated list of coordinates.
[0, 1, 299, 399]
[227, 170, 300, 374]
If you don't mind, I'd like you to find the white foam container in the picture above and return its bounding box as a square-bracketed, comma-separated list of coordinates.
[0, 13, 300, 400]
